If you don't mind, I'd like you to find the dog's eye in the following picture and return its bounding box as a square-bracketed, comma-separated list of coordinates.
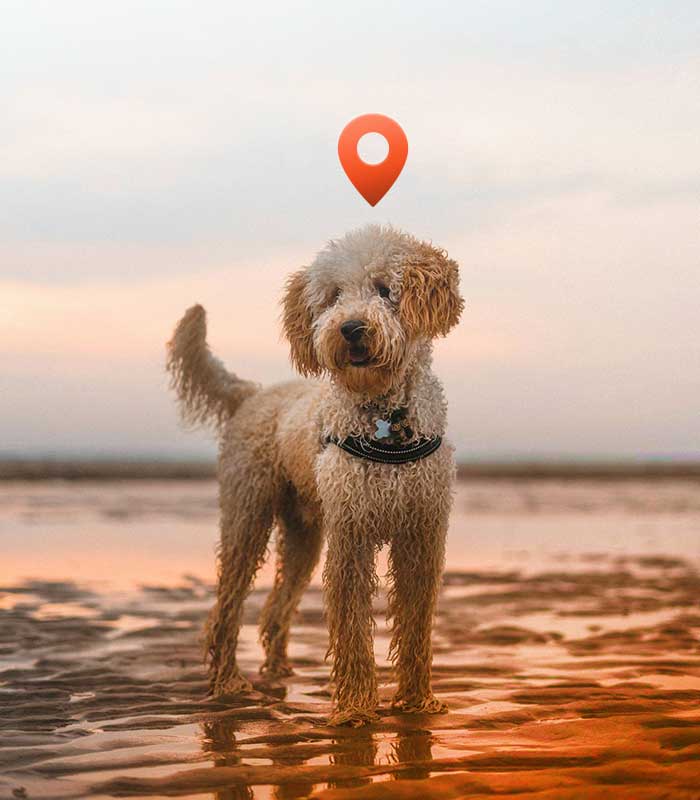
[330, 288, 341, 304]
[376, 284, 391, 299]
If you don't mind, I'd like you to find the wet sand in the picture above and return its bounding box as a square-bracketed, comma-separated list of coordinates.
[1, 478, 699, 798]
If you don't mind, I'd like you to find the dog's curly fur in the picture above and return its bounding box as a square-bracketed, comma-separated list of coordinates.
[167, 225, 463, 725]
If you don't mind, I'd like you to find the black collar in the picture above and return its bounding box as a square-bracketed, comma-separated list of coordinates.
[326, 434, 442, 464]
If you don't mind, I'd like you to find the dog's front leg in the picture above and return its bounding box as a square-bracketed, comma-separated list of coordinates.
[318, 450, 379, 725]
[323, 516, 379, 726]
[388, 497, 449, 715]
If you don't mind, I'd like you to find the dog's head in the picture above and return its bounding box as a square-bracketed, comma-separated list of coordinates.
[282, 225, 463, 396]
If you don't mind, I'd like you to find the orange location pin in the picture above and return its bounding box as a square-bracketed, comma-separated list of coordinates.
[338, 114, 408, 206]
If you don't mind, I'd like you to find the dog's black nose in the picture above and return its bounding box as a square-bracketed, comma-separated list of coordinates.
[340, 319, 365, 342]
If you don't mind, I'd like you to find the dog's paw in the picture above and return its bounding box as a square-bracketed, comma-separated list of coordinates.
[211, 670, 254, 698]
[259, 659, 294, 679]
[391, 694, 448, 715]
[328, 708, 380, 727]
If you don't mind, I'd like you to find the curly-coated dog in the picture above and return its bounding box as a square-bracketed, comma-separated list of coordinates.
[167, 225, 463, 725]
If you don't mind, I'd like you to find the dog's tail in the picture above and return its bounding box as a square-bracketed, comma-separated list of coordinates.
[166, 304, 258, 428]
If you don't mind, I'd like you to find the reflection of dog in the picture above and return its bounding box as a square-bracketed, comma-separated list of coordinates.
[167, 225, 463, 725]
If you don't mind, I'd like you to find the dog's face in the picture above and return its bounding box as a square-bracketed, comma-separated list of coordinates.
[282, 226, 463, 396]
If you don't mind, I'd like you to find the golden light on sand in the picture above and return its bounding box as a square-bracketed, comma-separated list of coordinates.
[2, 477, 700, 797]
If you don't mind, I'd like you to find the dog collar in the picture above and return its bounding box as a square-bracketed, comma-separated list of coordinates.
[325, 406, 442, 464]
[326, 434, 442, 464]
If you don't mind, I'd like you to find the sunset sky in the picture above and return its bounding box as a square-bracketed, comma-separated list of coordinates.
[2, 1, 699, 460]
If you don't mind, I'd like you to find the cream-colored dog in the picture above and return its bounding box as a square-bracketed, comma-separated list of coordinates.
[167, 225, 463, 725]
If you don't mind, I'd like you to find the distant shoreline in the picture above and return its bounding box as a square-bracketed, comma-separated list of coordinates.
[1, 458, 699, 482]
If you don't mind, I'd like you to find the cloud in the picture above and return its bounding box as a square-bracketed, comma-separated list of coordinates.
[3, 0, 699, 257]
[1, 0, 698, 457]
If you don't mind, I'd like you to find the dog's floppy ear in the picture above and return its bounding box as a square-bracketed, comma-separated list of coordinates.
[282, 269, 321, 376]
[399, 244, 464, 337]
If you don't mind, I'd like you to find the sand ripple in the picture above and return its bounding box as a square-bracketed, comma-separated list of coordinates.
[1, 553, 700, 799]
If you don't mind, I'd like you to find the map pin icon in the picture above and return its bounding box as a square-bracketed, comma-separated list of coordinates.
[338, 114, 408, 206]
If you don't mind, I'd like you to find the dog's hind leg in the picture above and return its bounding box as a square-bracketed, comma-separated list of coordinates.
[205, 456, 276, 697]
[259, 492, 322, 678]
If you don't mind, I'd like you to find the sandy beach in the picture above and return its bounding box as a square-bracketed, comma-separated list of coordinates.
[1, 475, 699, 798]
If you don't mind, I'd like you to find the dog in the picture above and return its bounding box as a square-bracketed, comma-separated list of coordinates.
[167, 224, 463, 725]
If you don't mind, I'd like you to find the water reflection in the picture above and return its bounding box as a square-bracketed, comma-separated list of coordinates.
[391, 728, 433, 780]
[202, 718, 254, 800]
[201, 714, 436, 798]
[328, 728, 378, 791]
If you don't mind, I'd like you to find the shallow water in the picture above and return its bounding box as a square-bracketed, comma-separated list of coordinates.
[1, 479, 699, 798]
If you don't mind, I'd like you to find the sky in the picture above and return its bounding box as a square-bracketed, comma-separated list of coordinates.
[2, 1, 699, 460]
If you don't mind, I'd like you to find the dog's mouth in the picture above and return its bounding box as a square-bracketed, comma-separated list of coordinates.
[347, 344, 372, 367]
